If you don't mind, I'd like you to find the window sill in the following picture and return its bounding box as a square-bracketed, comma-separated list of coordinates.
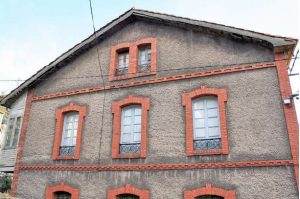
[110, 71, 156, 81]
[54, 155, 79, 160]
[187, 149, 228, 156]
[113, 153, 146, 159]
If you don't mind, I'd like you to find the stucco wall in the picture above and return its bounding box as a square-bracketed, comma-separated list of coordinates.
[17, 166, 298, 199]
[21, 67, 290, 165]
[33, 20, 273, 96]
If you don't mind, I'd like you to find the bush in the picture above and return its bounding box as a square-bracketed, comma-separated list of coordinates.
[0, 173, 12, 193]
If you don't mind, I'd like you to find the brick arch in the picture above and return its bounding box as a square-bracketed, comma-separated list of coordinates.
[52, 103, 87, 160]
[45, 182, 80, 199]
[182, 86, 228, 156]
[111, 95, 150, 158]
[184, 183, 236, 199]
[107, 184, 149, 199]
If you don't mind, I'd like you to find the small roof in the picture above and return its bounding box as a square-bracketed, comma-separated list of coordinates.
[0, 8, 297, 107]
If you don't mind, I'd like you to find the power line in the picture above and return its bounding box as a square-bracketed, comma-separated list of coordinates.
[0, 57, 296, 82]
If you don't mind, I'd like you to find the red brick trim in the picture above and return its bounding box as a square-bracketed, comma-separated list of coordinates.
[107, 184, 149, 199]
[182, 86, 228, 156]
[52, 103, 87, 160]
[32, 62, 275, 102]
[275, 52, 299, 189]
[109, 38, 157, 81]
[184, 183, 236, 199]
[19, 159, 293, 171]
[10, 89, 33, 197]
[45, 182, 80, 199]
[111, 95, 150, 158]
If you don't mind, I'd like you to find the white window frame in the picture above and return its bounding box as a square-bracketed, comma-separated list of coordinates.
[192, 96, 221, 140]
[120, 105, 142, 144]
[138, 45, 151, 66]
[61, 112, 79, 147]
[4, 116, 23, 149]
[118, 51, 129, 69]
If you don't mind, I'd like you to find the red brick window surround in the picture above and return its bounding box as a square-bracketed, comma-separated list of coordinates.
[52, 103, 87, 160]
[112, 95, 150, 158]
[184, 183, 236, 199]
[182, 86, 228, 156]
[109, 38, 157, 81]
[107, 184, 150, 199]
[45, 182, 80, 199]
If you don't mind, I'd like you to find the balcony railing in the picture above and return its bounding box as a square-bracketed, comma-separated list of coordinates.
[194, 138, 221, 150]
[116, 67, 128, 76]
[138, 63, 151, 73]
[120, 143, 141, 154]
[59, 146, 75, 156]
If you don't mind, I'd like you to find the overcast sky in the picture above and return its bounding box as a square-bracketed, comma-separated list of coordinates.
[0, 0, 299, 118]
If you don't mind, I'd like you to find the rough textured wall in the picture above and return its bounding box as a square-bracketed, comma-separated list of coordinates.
[33, 20, 273, 96]
[17, 166, 298, 199]
[21, 67, 290, 165]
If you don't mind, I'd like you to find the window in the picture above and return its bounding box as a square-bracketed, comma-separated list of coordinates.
[182, 86, 229, 156]
[55, 191, 71, 199]
[52, 104, 87, 160]
[4, 116, 22, 149]
[192, 96, 221, 150]
[60, 112, 79, 156]
[117, 49, 129, 75]
[45, 182, 79, 199]
[118, 194, 139, 199]
[138, 45, 151, 73]
[120, 105, 142, 154]
[107, 184, 149, 199]
[184, 183, 236, 199]
[112, 95, 150, 158]
[109, 38, 157, 81]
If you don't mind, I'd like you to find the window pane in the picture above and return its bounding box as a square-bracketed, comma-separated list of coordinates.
[55, 191, 71, 199]
[194, 110, 205, 119]
[123, 125, 131, 133]
[193, 100, 204, 109]
[4, 118, 15, 147]
[208, 127, 220, 138]
[134, 108, 141, 116]
[207, 108, 218, 117]
[134, 115, 141, 124]
[124, 109, 132, 117]
[194, 118, 205, 128]
[122, 133, 131, 143]
[124, 117, 132, 125]
[206, 98, 218, 108]
[61, 112, 79, 147]
[207, 117, 219, 127]
[134, 124, 141, 133]
[194, 128, 206, 139]
[12, 117, 22, 147]
[133, 132, 141, 142]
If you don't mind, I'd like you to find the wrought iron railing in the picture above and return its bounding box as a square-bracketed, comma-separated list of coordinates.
[138, 63, 151, 73]
[116, 67, 128, 76]
[194, 138, 221, 150]
[59, 146, 75, 156]
[120, 143, 141, 154]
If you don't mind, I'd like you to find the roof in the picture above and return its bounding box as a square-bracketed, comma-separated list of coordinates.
[0, 8, 297, 107]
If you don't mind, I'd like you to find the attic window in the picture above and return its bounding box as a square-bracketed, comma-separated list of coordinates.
[116, 49, 129, 76]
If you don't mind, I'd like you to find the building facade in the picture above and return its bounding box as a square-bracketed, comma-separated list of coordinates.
[0, 9, 298, 199]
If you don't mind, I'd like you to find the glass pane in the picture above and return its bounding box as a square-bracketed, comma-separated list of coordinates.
[55, 191, 71, 199]
[134, 124, 141, 133]
[133, 132, 141, 142]
[207, 108, 218, 117]
[123, 125, 131, 133]
[206, 98, 218, 108]
[12, 117, 21, 147]
[118, 194, 139, 199]
[194, 118, 205, 128]
[193, 100, 204, 109]
[207, 117, 219, 127]
[124, 117, 132, 125]
[134, 115, 141, 124]
[134, 108, 141, 116]
[194, 110, 205, 119]
[4, 118, 15, 147]
[194, 128, 206, 139]
[208, 127, 220, 138]
[124, 109, 132, 117]
[121, 133, 130, 143]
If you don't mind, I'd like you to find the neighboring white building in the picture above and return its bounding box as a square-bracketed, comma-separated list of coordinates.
[0, 92, 27, 173]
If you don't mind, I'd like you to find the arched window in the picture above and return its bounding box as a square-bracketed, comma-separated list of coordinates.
[118, 194, 139, 199]
[184, 183, 235, 199]
[54, 191, 71, 199]
[182, 86, 228, 156]
[45, 182, 79, 199]
[107, 184, 149, 199]
[52, 104, 87, 160]
[112, 96, 150, 158]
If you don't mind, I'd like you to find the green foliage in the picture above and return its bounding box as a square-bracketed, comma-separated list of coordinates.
[0, 173, 12, 193]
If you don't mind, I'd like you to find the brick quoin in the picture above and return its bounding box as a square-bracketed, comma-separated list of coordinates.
[10, 89, 33, 197]
[45, 182, 80, 199]
[275, 52, 299, 189]
[109, 38, 157, 81]
[111, 95, 150, 158]
[107, 184, 149, 199]
[184, 183, 236, 199]
[52, 104, 87, 160]
[182, 86, 229, 156]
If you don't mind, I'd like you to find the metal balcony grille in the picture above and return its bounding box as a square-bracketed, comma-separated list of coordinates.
[59, 146, 75, 156]
[194, 138, 221, 150]
[138, 63, 151, 73]
[116, 67, 128, 76]
[120, 143, 140, 154]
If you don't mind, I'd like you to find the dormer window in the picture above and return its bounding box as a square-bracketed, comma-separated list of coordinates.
[117, 49, 129, 76]
[138, 45, 151, 73]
